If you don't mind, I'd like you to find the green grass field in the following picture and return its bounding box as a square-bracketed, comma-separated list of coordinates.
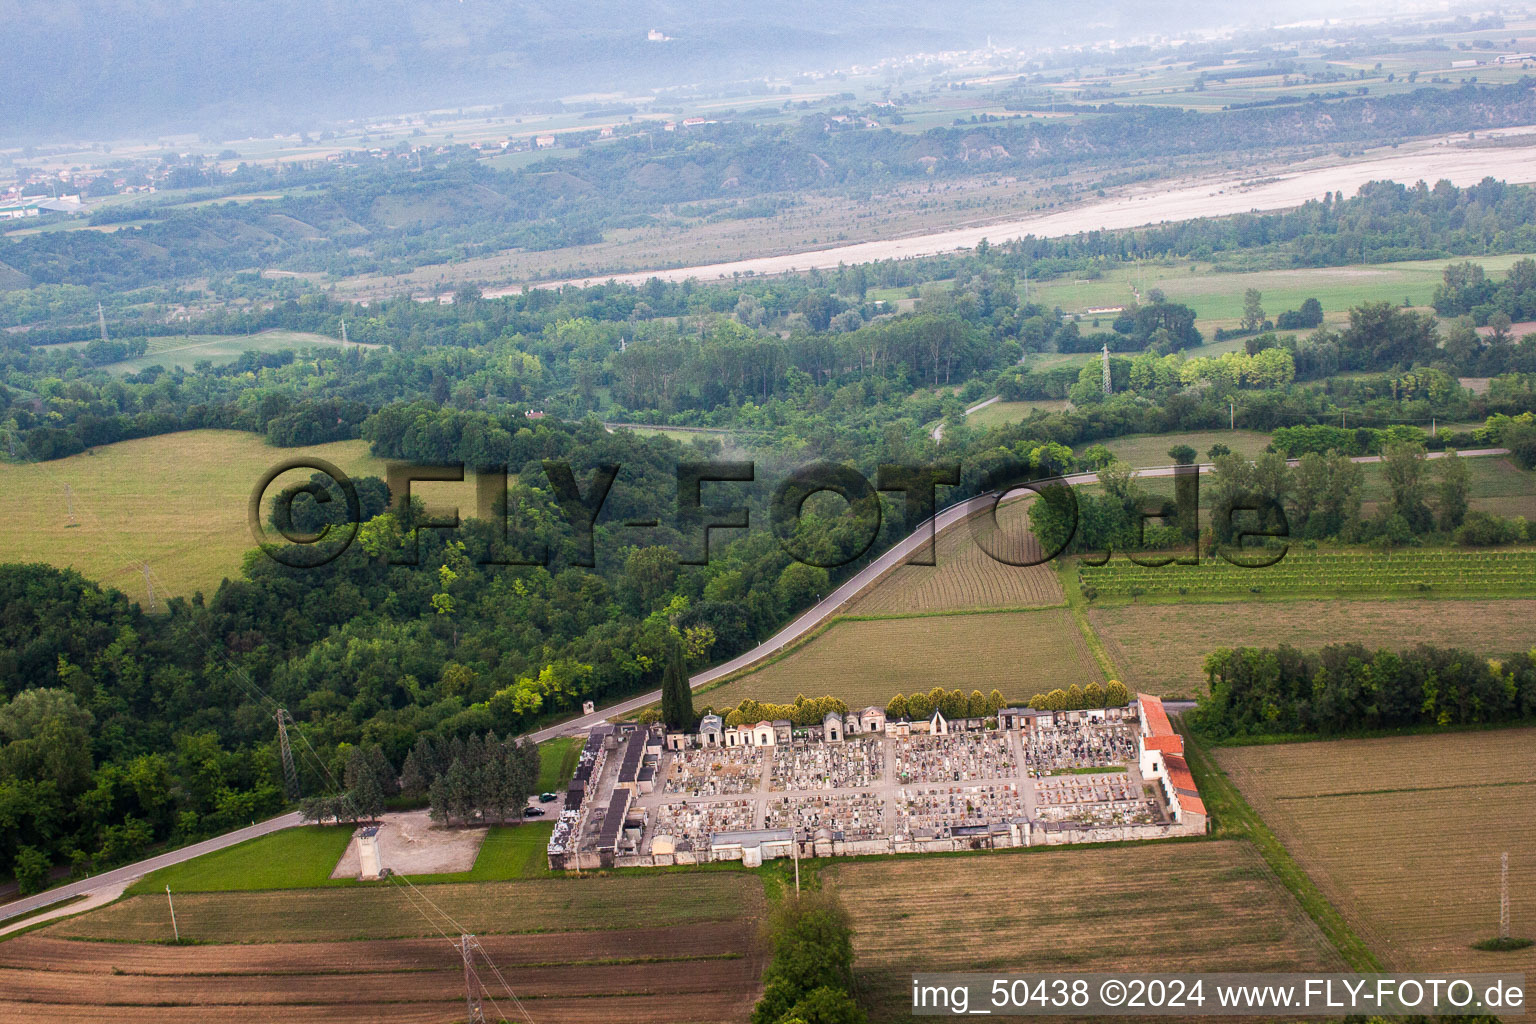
[45, 330, 373, 374]
[0, 429, 481, 603]
[126, 827, 355, 895]
[1028, 254, 1536, 328]
[1098, 429, 1274, 466]
[965, 398, 1071, 430]
[537, 737, 582, 793]
[125, 822, 555, 896]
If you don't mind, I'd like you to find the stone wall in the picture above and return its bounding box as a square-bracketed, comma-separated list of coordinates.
[554, 816, 1205, 869]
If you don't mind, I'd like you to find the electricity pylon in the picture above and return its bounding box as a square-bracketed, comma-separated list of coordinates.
[1501, 852, 1511, 941]
[461, 934, 488, 1023]
[276, 709, 300, 800]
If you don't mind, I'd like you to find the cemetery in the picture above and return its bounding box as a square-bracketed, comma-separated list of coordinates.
[548, 695, 1207, 870]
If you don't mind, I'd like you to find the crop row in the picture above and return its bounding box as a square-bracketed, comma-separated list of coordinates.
[1079, 548, 1536, 595]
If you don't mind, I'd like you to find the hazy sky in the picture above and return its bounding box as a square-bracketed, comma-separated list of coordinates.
[0, 0, 1448, 141]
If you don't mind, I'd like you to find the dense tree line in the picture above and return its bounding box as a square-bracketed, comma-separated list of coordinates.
[1192, 643, 1536, 737]
[1031, 437, 1489, 562]
[752, 892, 866, 1024]
[1024, 680, 1132, 711]
[883, 687, 1009, 720]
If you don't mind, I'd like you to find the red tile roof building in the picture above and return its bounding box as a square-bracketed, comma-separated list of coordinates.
[1136, 694, 1207, 829]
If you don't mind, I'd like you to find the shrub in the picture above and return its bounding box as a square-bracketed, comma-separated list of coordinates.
[1456, 510, 1516, 546]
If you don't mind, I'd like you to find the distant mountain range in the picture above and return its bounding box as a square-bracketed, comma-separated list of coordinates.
[3, 0, 1315, 142]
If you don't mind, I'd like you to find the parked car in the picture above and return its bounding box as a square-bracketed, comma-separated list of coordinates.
[523, 806, 546, 817]
[538, 792, 558, 802]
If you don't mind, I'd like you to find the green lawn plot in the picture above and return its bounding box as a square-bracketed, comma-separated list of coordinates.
[537, 737, 582, 793]
[126, 827, 355, 894]
[418, 823, 555, 884]
[124, 822, 555, 895]
[966, 399, 1072, 430]
[0, 429, 406, 603]
[1029, 254, 1536, 326]
[1098, 429, 1274, 466]
[110, 331, 374, 373]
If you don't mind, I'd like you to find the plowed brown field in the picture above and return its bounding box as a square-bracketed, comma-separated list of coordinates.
[826, 840, 1344, 1023]
[1217, 729, 1536, 1003]
[0, 875, 766, 1024]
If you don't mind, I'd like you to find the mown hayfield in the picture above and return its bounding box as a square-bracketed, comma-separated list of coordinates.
[828, 840, 1344, 1023]
[126, 826, 354, 894]
[845, 501, 1062, 615]
[1098, 429, 1273, 467]
[45, 330, 373, 374]
[125, 822, 554, 894]
[1026, 254, 1536, 324]
[702, 607, 1098, 710]
[0, 429, 474, 603]
[47, 870, 760, 944]
[604, 422, 737, 445]
[0, 915, 762, 1024]
[1090, 598, 1536, 694]
[966, 399, 1071, 430]
[1217, 730, 1536, 991]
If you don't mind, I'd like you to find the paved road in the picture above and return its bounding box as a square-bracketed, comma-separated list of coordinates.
[931, 394, 1001, 442]
[0, 812, 302, 925]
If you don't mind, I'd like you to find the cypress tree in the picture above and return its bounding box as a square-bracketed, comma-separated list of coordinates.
[660, 633, 695, 730]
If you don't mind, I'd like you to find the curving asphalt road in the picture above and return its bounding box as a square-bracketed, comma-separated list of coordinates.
[0, 812, 302, 925]
[2, 446, 1508, 921]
